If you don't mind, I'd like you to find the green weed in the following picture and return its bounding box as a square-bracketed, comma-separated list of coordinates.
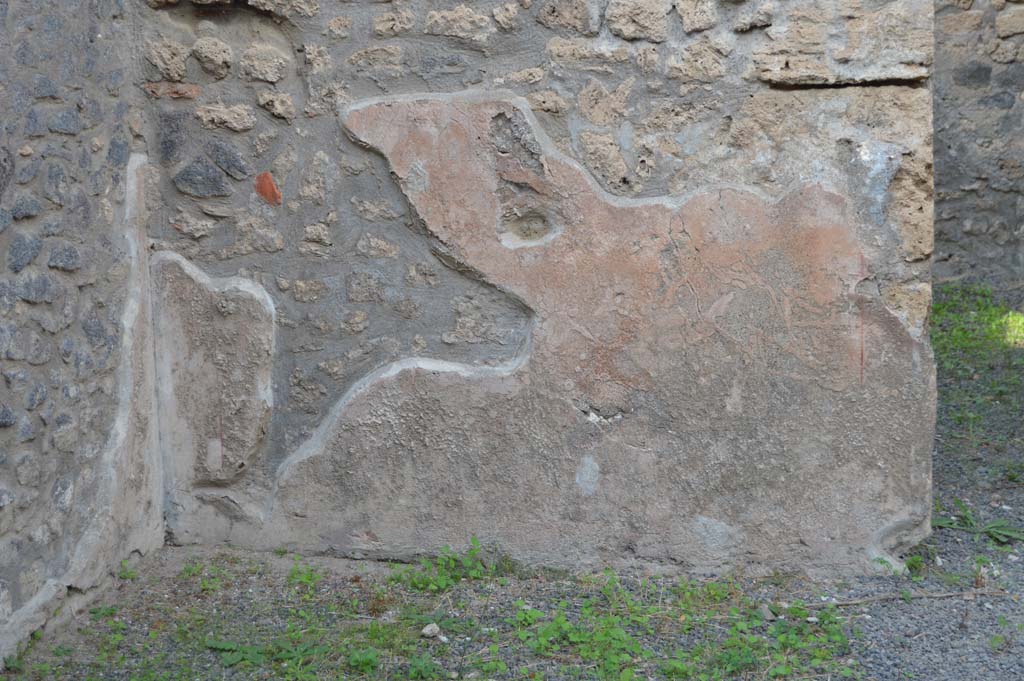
[178, 561, 204, 579]
[933, 499, 1024, 544]
[207, 638, 267, 667]
[407, 653, 443, 679]
[206, 635, 331, 674]
[117, 560, 138, 581]
[88, 606, 118, 622]
[345, 647, 380, 674]
[390, 537, 492, 593]
[473, 644, 509, 674]
[904, 555, 924, 578]
[662, 602, 856, 679]
[288, 556, 325, 594]
[510, 573, 653, 680]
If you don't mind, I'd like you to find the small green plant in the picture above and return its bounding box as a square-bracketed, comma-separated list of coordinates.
[513, 600, 545, 628]
[1003, 462, 1024, 484]
[510, 573, 652, 680]
[288, 556, 325, 596]
[390, 537, 492, 593]
[117, 559, 138, 581]
[200, 575, 223, 593]
[872, 556, 899, 576]
[475, 644, 509, 674]
[89, 605, 118, 621]
[345, 647, 380, 674]
[2, 655, 24, 673]
[407, 653, 443, 679]
[206, 634, 332, 673]
[986, 615, 1024, 654]
[31, 662, 53, 675]
[933, 499, 1024, 544]
[179, 560, 204, 579]
[271, 636, 332, 672]
[206, 638, 267, 667]
[0, 633, 37, 674]
[970, 555, 995, 588]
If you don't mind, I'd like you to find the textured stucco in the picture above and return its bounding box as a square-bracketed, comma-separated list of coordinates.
[135, 0, 934, 571]
[2, 0, 938, 659]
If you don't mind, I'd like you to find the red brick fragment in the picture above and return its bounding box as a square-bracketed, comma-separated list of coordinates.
[255, 172, 282, 205]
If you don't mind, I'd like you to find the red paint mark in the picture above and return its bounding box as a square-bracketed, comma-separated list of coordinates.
[255, 172, 282, 206]
[859, 253, 866, 385]
[859, 308, 865, 385]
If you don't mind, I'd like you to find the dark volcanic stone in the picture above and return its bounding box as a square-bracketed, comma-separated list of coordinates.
[0, 146, 12, 199]
[43, 163, 68, 206]
[173, 157, 231, 198]
[15, 157, 39, 184]
[25, 383, 47, 411]
[158, 109, 190, 165]
[206, 139, 252, 180]
[107, 131, 129, 166]
[48, 108, 82, 135]
[24, 108, 47, 137]
[31, 74, 59, 99]
[0, 404, 15, 428]
[7, 232, 42, 273]
[11, 194, 42, 220]
[16, 272, 58, 303]
[47, 242, 81, 272]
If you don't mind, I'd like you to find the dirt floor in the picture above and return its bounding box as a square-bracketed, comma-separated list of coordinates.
[3, 282, 1023, 680]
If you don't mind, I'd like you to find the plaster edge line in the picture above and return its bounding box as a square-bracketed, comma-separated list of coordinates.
[269, 327, 535, 498]
[340, 89, 858, 218]
[149, 251, 278, 326]
[64, 152, 150, 585]
[148, 250, 277, 409]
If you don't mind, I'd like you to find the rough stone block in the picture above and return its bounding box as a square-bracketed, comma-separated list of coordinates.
[754, 0, 932, 85]
[996, 7, 1024, 38]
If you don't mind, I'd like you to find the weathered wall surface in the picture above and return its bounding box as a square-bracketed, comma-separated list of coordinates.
[0, 0, 163, 660]
[3, 0, 938, 657]
[139, 0, 935, 576]
[935, 0, 1024, 281]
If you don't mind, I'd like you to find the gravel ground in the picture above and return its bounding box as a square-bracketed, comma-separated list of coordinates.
[2, 283, 1023, 681]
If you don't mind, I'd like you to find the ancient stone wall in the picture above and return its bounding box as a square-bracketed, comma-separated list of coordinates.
[0, 0, 164, 658]
[2, 0, 937, 658]
[935, 0, 1024, 281]
[137, 0, 935, 569]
